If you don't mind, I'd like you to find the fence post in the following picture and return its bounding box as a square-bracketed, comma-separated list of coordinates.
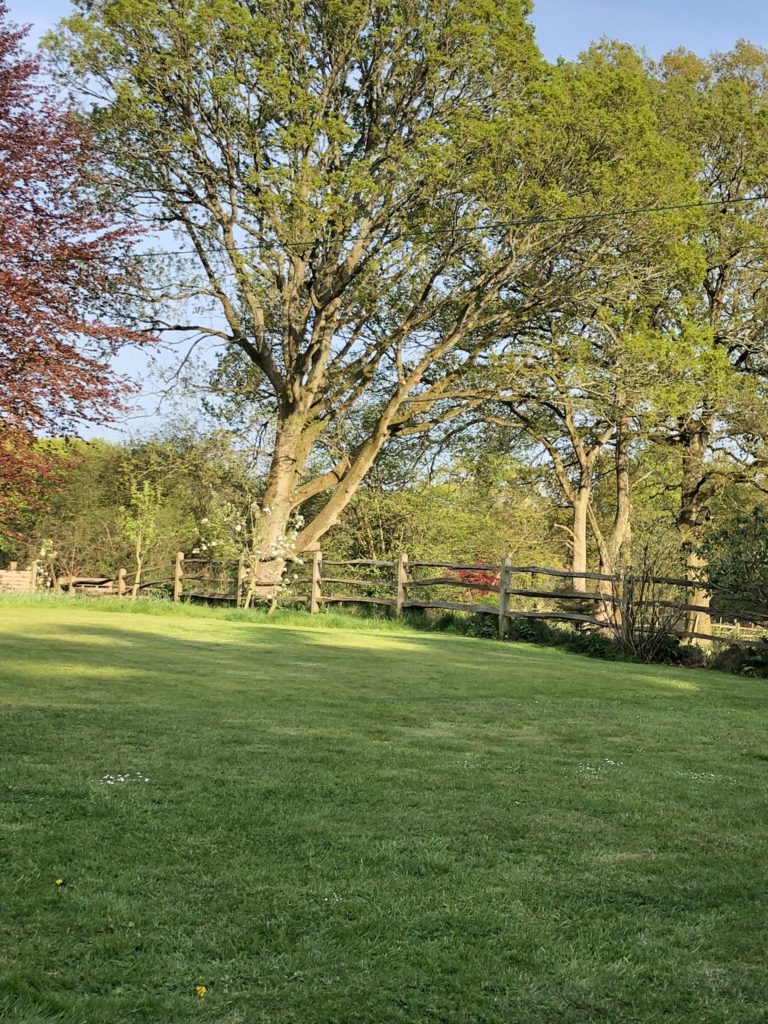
[9, 561, 17, 571]
[396, 553, 409, 618]
[173, 552, 184, 602]
[310, 550, 322, 614]
[30, 561, 38, 591]
[117, 568, 127, 598]
[499, 555, 512, 640]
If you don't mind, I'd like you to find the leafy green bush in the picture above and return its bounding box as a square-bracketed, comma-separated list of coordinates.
[507, 617, 558, 645]
[507, 616, 626, 661]
[463, 614, 499, 639]
[670, 643, 708, 669]
[567, 630, 625, 661]
[709, 643, 768, 678]
[703, 508, 768, 616]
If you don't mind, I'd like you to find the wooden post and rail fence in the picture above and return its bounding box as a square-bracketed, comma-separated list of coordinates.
[3, 550, 767, 649]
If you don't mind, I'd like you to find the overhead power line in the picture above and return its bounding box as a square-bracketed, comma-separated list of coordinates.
[25, 193, 768, 264]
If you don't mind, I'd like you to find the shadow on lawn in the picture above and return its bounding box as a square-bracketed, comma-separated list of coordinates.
[17, 616, 768, 714]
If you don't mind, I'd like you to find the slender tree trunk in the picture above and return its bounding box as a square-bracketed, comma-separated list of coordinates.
[677, 419, 712, 635]
[588, 417, 632, 625]
[131, 551, 142, 601]
[571, 484, 591, 592]
[607, 413, 632, 571]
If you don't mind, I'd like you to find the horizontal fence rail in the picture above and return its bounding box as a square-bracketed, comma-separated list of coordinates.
[10, 550, 767, 650]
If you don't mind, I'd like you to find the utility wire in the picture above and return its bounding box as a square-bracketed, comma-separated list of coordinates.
[22, 193, 768, 263]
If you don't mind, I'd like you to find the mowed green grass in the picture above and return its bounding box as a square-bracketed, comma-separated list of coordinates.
[1, 601, 766, 1024]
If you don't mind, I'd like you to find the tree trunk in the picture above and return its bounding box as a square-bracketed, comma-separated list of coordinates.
[131, 538, 143, 600]
[246, 512, 291, 600]
[607, 413, 632, 571]
[294, 430, 387, 552]
[677, 419, 712, 635]
[246, 415, 312, 596]
[244, 409, 391, 597]
[571, 484, 591, 592]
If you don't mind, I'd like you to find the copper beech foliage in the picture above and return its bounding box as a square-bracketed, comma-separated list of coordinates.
[0, 3, 145, 509]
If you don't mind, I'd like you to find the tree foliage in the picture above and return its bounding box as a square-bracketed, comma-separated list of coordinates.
[0, 3, 145, 511]
[1, 4, 764, 613]
[703, 507, 768, 615]
[49, 0, 685, 574]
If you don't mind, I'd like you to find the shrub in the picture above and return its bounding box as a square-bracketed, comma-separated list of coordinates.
[709, 643, 768, 678]
[703, 508, 768, 616]
[601, 546, 687, 664]
[671, 643, 708, 669]
[567, 629, 624, 661]
[463, 614, 499, 639]
[507, 617, 559, 645]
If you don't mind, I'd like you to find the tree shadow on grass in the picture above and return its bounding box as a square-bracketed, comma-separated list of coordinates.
[9, 614, 768, 719]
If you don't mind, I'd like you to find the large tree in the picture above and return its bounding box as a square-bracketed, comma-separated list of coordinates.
[479, 43, 703, 583]
[654, 43, 768, 626]
[50, 0, 642, 583]
[0, 3, 142, 515]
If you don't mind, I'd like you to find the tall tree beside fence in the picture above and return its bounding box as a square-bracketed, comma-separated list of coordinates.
[656, 45, 768, 629]
[481, 43, 705, 585]
[50, 0, 690, 584]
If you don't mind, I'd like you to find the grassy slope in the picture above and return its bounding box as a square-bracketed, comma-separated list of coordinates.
[0, 600, 766, 1024]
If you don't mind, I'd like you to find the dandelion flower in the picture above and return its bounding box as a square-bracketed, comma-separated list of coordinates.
[54, 878, 65, 887]
[195, 985, 207, 998]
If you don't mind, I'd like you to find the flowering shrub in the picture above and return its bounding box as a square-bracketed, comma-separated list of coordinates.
[192, 496, 304, 606]
[452, 564, 500, 601]
[37, 538, 57, 589]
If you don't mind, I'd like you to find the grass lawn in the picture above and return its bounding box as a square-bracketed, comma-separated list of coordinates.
[1, 598, 766, 1023]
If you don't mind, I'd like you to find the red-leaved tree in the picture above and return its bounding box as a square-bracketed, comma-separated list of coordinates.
[0, 3, 145, 517]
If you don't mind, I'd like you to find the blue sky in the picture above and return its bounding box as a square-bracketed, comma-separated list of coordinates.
[15, 0, 768, 58]
[11, 0, 768, 438]
[534, 0, 768, 60]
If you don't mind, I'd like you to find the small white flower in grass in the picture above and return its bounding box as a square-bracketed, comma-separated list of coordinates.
[677, 769, 732, 782]
[97, 771, 151, 786]
[576, 758, 623, 778]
